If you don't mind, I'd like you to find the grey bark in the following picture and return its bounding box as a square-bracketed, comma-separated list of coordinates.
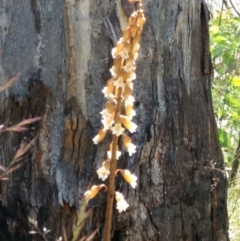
[0, 0, 229, 241]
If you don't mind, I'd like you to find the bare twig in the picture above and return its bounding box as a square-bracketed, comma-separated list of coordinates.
[29, 218, 50, 241]
[229, 0, 240, 16]
[103, 18, 117, 45]
[0, 73, 20, 92]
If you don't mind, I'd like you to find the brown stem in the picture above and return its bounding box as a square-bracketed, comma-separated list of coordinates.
[104, 88, 122, 241]
[103, 135, 118, 241]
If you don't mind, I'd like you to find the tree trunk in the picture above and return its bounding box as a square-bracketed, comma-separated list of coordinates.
[0, 0, 229, 241]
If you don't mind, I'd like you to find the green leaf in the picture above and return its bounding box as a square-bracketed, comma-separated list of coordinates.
[211, 45, 223, 58]
[213, 36, 227, 43]
[231, 112, 240, 122]
[231, 76, 240, 86]
[210, 25, 219, 34]
[218, 129, 232, 148]
[225, 95, 240, 107]
[224, 95, 240, 113]
[222, 52, 234, 66]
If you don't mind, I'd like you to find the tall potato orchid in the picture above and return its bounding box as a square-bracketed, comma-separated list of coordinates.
[84, 0, 145, 240]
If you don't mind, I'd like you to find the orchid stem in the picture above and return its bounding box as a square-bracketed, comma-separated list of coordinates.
[104, 88, 122, 241]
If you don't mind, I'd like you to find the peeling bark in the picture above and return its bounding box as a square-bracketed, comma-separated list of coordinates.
[0, 0, 229, 241]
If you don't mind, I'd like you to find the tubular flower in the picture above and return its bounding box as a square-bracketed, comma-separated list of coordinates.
[125, 95, 135, 107]
[102, 87, 114, 99]
[121, 115, 137, 133]
[123, 138, 136, 156]
[110, 57, 122, 77]
[129, 12, 138, 26]
[102, 118, 113, 131]
[112, 41, 130, 60]
[110, 66, 118, 78]
[124, 85, 132, 99]
[123, 60, 135, 73]
[119, 48, 129, 59]
[100, 109, 114, 131]
[101, 116, 114, 131]
[126, 72, 136, 82]
[113, 77, 125, 89]
[125, 105, 136, 120]
[126, 142, 136, 156]
[112, 42, 124, 58]
[117, 169, 137, 188]
[97, 167, 110, 181]
[132, 43, 140, 53]
[101, 101, 114, 119]
[115, 191, 129, 213]
[107, 149, 121, 160]
[102, 80, 114, 99]
[100, 109, 113, 120]
[122, 134, 136, 156]
[111, 123, 125, 136]
[122, 27, 130, 41]
[126, 81, 133, 90]
[107, 142, 121, 160]
[100, 101, 115, 130]
[97, 160, 111, 181]
[84, 184, 107, 201]
[137, 11, 146, 28]
[107, 142, 122, 160]
[92, 129, 107, 144]
[105, 101, 115, 113]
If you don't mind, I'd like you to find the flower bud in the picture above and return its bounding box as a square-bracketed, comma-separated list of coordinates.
[103, 159, 111, 169]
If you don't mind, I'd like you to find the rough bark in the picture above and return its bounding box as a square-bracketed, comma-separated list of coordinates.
[0, 0, 229, 241]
